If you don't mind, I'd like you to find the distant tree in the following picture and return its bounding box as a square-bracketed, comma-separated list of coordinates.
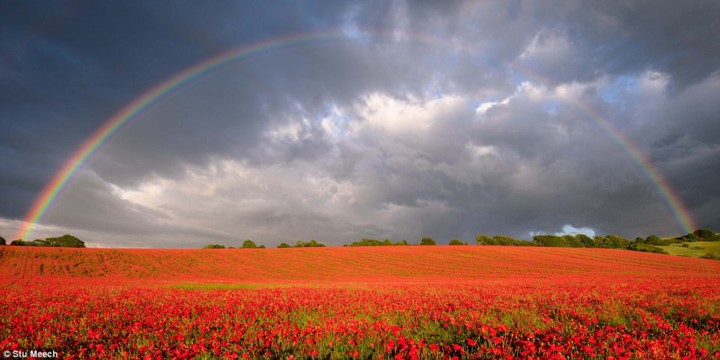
[533, 235, 565, 247]
[592, 236, 609, 248]
[258, 245, 266, 249]
[0, 235, 5, 245]
[203, 244, 226, 249]
[277, 243, 291, 248]
[10, 240, 25, 246]
[448, 239, 466, 245]
[644, 235, 663, 245]
[348, 238, 405, 246]
[295, 240, 326, 247]
[475, 235, 494, 245]
[30, 239, 50, 246]
[420, 237, 436, 246]
[241, 240, 258, 248]
[492, 236, 514, 246]
[605, 235, 630, 249]
[562, 235, 584, 247]
[627, 242, 669, 254]
[577, 234, 594, 247]
[46, 234, 85, 248]
[349, 238, 384, 246]
[693, 228, 717, 240]
[395, 240, 408, 246]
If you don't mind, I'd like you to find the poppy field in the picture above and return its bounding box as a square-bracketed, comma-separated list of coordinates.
[1, 246, 719, 359]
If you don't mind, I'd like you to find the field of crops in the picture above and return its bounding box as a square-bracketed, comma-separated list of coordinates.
[1, 246, 719, 359]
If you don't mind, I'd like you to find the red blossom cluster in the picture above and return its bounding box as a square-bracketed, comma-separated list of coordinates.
[1, 246, 719, 359]
[1, 280, 719, 359]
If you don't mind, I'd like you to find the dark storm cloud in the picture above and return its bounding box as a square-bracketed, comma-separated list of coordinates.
[515, 0, 720, 91]
[1, 1, 719, 246]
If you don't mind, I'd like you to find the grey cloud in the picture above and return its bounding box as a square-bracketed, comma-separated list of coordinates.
[2, 1, 719, 247]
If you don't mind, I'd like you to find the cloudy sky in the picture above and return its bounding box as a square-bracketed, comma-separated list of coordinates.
[1, 1, 719, 247]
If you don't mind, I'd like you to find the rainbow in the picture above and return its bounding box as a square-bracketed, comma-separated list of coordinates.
[571, 100, 697, 233]
[15, 29, 697, 240]
[14, 29, 348, 241]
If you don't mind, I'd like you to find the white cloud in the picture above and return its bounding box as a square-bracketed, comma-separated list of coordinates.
[353, 92, 466, 136]
[556, 225, 596, 238]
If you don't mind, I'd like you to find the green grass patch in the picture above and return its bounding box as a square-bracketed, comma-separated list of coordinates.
[659, 241, 720, 258]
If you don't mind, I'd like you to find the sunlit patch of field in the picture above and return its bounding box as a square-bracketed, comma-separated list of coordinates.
[659, 241, 720, 258]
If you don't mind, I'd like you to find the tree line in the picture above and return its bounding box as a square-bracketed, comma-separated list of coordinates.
[202, 228, 718, 254]
[203, 239, 327, 249]
[0, 234, 86, 248]
[475, 228, 719, 256]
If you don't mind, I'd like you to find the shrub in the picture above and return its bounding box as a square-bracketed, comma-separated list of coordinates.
[241, 240, 258, 248]
[475, 235, 493, 245]
[693, 228, 717, 240]
[700, 251, 720, 260]
[627, 243, 668, 254]
[420, 237, 436, 246]
[294, 240, 326, 247]
[349, 238, 390, 246]
[448, 239, 467, 245]
[203, 244, 226, 249]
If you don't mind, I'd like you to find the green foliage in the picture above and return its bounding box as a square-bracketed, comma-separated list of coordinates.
[576, 234, 594, 247]
[563, 235, 584, 247]
[419, 237, 436, 246]
[294, 240, 326, 247]
[492, 236, 518, 245]
[348, 238, 409, 246]
[529, 234, 635, 249]
[475, 235, 493, 245]
[31, 239, 50, 246]
[644, 235, 662, 244]
[277, 243, 292, 248]
[476, 234, 535, 246]
[641, 235, 678, 246]
[241, 240, 258, 248]
[8, 234, 85, 248]
[203, 244, 226, 249]
[693, 228, 719, 241]
[448, 239, 466, 245]
[606, 235, 630, 249]
[700, 251, 720, 260]
[587, 235, 628, 249]
[349, 238, 391, 246]
[533, 235, 574, 247]
[46, 234, 86, 248]
[627, 242, 669, 254]
[676, 229, 719, 242]
[0, 235, 5, 245]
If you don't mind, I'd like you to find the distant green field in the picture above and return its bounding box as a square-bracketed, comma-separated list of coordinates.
[659, 241, 720, 258]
